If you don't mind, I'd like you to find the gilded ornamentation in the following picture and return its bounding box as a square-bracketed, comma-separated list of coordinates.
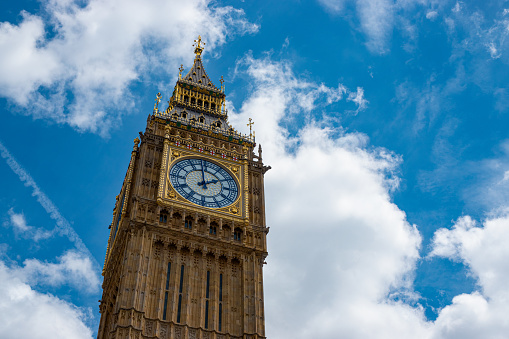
[154, 92, 162, 112]
[167, 189, 176, 199]
[178, 64, 183, 80]
[193, 35, 205, 56]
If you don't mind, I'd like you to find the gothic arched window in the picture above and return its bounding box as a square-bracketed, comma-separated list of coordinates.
[234, 228, 242, 241]
[209, 221, 218, 235]
[159, 210, 168, 223]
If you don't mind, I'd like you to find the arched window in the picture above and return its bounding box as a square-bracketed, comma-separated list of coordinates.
[215, 121, 222, 128]
[204, 101, 209, 109]
[197, 99, 202, 106]
[185, 217, 193, 229]
[181, 111, 187, 119]
[184, 95, 189, 103]
[159, 210, 168, 223]
[199, 116, 205, 124]
[191, 97, 196, 105]
[209, 221, 218, 235]
[190, 117, 196, 125]
[234, 228, 242, 241]
[211, 103, 216, 111]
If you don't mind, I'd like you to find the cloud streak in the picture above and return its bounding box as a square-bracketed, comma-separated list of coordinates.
[0, 140, 91, 257]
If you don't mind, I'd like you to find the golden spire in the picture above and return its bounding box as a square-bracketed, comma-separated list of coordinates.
[178, 64, 184, 80]
[220, 75, 225, 92]
[193, 35, 205, 56]
[247, 118, 254, 137]
[153, 92, 161, 111]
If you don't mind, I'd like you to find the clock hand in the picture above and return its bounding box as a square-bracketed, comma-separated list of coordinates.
[200, 160, 207, 189]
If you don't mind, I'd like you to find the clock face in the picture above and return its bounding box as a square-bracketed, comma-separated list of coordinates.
[169, 158, 239, 208]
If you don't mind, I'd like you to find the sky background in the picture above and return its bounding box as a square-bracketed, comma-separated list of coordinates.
[1, 0, 509, 338]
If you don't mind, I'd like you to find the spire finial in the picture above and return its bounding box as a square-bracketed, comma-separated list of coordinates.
[220, 75, 225, 92]
[193, 35, 205, 56]
[247, 118, 254, 137]
[153, 92, 161, 112]
[178, 64, 184, 80]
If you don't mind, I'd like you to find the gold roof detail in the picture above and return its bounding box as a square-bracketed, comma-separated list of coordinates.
[153, 37, 255, 145]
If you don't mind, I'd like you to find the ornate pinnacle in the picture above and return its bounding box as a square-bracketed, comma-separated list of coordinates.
[247, 118, 254, 137]
[193, 35, 205, 56]
[178, 64, 184, 80]
[220, 75, 225, 92]
[153, 92, 162, 112]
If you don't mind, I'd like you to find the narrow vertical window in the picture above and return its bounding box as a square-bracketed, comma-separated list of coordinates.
[218, 303, 222, 332]
[165, 262, 171, 290]
[177, 264, 184, 323]
[162, 292, 169, 320]
[206, 271, 210, 299]
[219, 273, 223, 302]
[205, 270, 210, 329]
[219, 273, 223, 331]
[162, 262, 171, 320]
[205, 300, 209, 329]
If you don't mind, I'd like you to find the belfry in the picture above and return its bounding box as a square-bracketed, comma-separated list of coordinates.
[97, 37, 270, 339]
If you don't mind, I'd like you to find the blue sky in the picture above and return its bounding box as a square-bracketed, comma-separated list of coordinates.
[1, 0, 509, 338]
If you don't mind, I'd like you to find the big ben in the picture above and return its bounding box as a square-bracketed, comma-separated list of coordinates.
[97, 37, 270, 339]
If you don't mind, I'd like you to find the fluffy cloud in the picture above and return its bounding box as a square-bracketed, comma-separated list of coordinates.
[0, 0, 258, 135]
[230, 54, 429, 338]
[15, 250, 101, 294]
[0, 260, 93, 339]
[5, 208, 53, 241]
[429, 214, 509, 338]
[231, 51, 509, 338]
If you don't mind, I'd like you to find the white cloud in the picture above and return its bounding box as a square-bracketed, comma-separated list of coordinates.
[356, 0, 394, 54]
[318, 0, 394, 54]
[503, 170, 509, 182]
[429, 214, 509, 338]
[347, 86, 368, 112]
[0, 0, 258, 135]
[16, 250, 100, 294]
[426, 10, 438, 20]
[487, 41, 501, 59]
[231, 51, 509, 339]
[230, 53, 430, 338]
[6, 208, 53, 241]
[0, 260, 93, 339]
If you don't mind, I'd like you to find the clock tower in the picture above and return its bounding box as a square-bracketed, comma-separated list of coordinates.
[97, 37, 270, 339]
